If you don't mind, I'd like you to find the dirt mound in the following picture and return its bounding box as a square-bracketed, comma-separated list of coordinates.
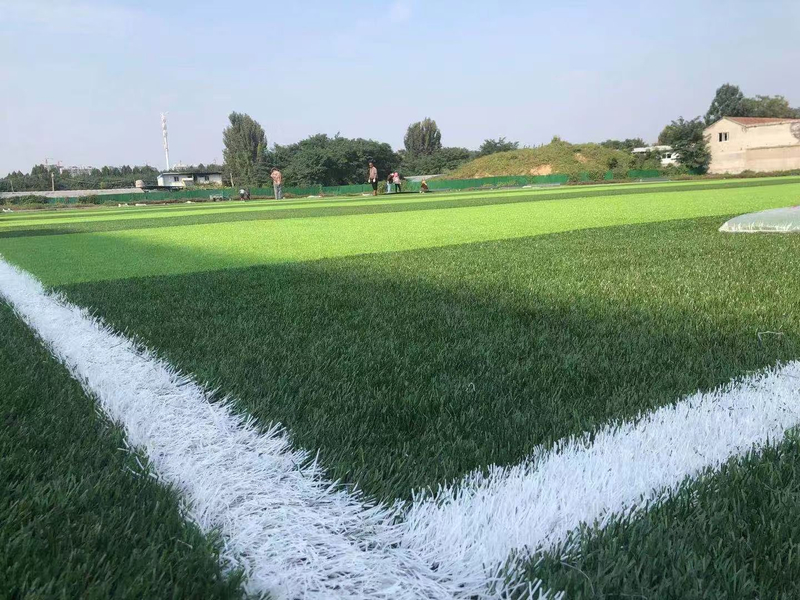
[446, 140, 635, 179]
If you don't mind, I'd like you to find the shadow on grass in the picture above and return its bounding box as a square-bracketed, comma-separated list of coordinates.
[57, 217, 800, 502]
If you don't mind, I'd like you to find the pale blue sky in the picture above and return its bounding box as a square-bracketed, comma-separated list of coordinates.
[2, 0, 799, 174]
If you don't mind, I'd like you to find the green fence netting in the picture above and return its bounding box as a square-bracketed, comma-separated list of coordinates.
[627, 169, 661, 179]
[426, 174, 570, 191]
[33, 169, 672, 205]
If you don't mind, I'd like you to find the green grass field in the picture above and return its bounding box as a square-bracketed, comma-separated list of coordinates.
[2, 177, 800, 597]
[0, 302, 245, 599]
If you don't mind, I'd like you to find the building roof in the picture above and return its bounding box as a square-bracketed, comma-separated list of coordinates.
[724, 117, 800, 126]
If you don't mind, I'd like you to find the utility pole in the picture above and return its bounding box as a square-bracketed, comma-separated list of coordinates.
[161, 113, 170, 171]
[43, 158, 58, 192]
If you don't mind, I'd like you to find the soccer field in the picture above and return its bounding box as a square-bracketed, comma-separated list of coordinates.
[2, 177, 800, 598]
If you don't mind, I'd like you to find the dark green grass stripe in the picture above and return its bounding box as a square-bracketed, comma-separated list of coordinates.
[59, 216, 800, 502]
[0, 301, 246, 599]
[4, 178, 799, 239]
[528, 432, 800, 599]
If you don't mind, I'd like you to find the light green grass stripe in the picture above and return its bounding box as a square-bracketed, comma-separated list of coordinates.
[3, 176, 798, 230]
[0, 182, 796, 285]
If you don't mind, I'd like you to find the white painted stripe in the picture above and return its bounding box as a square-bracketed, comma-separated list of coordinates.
[0, 258, 494, 600]
[2, 255, 800, 599]
[402, 361, 800, 576]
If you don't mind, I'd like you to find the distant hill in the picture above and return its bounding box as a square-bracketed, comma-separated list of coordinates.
[446, 139, 639, 179]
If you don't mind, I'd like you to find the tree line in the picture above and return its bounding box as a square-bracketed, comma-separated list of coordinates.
[221, 113, 521, 188]
[0, 164, 162, 193]
[0, 163, 227, 193]
[3, 83, 797, 192]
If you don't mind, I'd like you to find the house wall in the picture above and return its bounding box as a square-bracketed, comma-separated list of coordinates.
[157, 174, 185, 187]
[706, 119, 800, 174]
[156, 174, 222, 187]
[192, 174, 223, 186]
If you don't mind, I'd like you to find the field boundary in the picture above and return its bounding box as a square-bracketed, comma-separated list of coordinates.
[5, 172, 800, 208]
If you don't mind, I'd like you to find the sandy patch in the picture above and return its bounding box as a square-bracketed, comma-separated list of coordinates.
[529, 164, 553, 176]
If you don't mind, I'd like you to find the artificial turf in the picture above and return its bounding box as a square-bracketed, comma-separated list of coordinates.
[1, 178, 799, 285]
[528, 433, 800, 598]
[0, 301, 245, 599]
[54, 216, 800, 502]
[2, 177, 798, 240]
[3, 178, 800, 597]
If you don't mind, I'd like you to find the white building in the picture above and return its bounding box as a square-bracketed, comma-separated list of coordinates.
[157, 171, 223, 188]
[704, 117, 800, 174]
[631, 145, 678, 167]
[59, 165, 94, 176]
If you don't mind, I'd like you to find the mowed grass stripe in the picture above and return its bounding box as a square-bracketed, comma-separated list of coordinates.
[1, 176, 776, 224]
[58, 217, 800, 501]
[2, 180, 799, 285]
[0, 301, 244, 600]
[3, 177, 799, 237]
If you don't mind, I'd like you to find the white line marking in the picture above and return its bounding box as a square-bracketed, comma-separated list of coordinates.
[0, 258, 488, 599]
[402, 361, 800, 578]
[2, 255, 800, 598]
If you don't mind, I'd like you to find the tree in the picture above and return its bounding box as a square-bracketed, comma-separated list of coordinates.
[266, 134, 400, 187]
[742, 95, 799, 118]
[478, 137, 519, 156]
[403, 118, 442, 156]
[400, 147, 475, 175]
[705, 83, 747, 125]
[600, 138, 647, 151]
[658, 117, 710, 173]
[222, 112, 267, 187]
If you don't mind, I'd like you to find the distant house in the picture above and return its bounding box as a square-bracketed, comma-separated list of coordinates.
[59, 165, 94, 176]
[705, 117, 800, 174]
[631, 145, 678, 167]
[157, 171, 223, 188]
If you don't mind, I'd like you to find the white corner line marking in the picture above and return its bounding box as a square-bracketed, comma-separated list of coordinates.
[0, 258, 478, 600]
[2, 256, 799, 599]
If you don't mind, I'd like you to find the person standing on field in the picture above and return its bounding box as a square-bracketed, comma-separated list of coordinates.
[368, 161, 378, 196]
[393, 171, 401, 193]
[271, 168, 283, 200]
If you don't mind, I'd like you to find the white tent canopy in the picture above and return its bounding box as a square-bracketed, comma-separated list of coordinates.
[720, 206, 800, 233]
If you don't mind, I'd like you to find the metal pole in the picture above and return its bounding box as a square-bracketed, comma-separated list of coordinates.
[161, 113, 170, 171]
[51, 172, 55, 192]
